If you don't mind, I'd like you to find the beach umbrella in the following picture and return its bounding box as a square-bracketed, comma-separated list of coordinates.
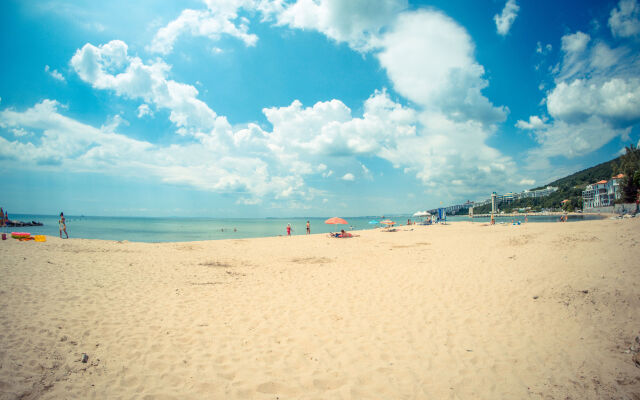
[368, 220, 379, 224]
[325, 217, 348, 225]
[380, 220, 395, 225]
[413, 211, 431, 217]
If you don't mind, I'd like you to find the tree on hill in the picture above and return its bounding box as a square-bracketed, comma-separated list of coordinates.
[614, 144, 640, 203]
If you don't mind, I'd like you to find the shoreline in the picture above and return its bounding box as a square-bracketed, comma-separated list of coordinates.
[1, 213, 618, 244]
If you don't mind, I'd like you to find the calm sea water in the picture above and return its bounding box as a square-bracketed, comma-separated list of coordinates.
[4, 213, 605, 243]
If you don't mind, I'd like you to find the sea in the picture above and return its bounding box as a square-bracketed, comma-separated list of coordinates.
[4, 213, 605, 243]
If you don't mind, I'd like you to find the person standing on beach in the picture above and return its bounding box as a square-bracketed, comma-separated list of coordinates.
[306, 221, 310, 234]
[286, 223, 292, 236]
[59, 212, 69, 239]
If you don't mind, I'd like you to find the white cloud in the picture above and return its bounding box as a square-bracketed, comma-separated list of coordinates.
[0, 99, 313, 204]
[609, 0, 640, 38]
[561, 31, 590, 54]
[0, 100, 151, 168]
[44, 65, 65, 82]
[519, 12, 640, 167]
[377, 10, 507, 125]
[149, 0, 407, 54]
[11, 128, 31, 137]
[494, 0, 519, 36]
[515, 115, 547, 130]
[556, 31, 591, 81]
[263, 92, 472, 188]
[526, 116, 630, 160]
[149, 3, 258, 55]
[341, 173, 355, 181]
[71, 40, 227, 138]
[63, 3, 530, 206]
[519, 179, 535, 186]
[262, 90, 417, 157]
[547, 78, 640, 124]
[275, 0, 407, 51]
[536, 42, 552, 54]
[137, 104, 153, 118]
[361, 163, 373, 180]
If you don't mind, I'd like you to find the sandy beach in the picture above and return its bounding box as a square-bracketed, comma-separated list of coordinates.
[1, 218, 639, 399]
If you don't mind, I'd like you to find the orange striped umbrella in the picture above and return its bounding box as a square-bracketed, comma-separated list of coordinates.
[380, 220, 396, 225]
[324, 217, 348, 225]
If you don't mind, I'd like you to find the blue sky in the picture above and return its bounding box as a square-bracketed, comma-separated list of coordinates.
[1, 0, 639, 217]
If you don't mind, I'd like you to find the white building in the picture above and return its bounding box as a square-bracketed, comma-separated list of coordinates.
[582, 174, 624, 209]
[516, 186, 558, 200]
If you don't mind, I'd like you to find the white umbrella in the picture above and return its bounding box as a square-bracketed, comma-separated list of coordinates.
[413, 211, 431, 217]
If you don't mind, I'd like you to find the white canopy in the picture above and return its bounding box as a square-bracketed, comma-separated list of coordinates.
[413, 211, 431, 217]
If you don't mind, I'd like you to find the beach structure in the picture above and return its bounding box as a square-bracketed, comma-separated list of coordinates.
[516, 186, 558, 200]
[432, 187, 558, 217]
[491, 192, 497, 214]
[582, 174, 624, 210]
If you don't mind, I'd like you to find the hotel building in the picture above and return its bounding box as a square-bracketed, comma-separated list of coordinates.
[582, 174, 624, 209]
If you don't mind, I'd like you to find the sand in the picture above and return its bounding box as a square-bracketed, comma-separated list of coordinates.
[1, 218, 639, 399]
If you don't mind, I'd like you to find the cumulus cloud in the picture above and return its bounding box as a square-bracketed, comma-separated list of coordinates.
[519, 178, 535, 186]
[137, 104, 153, 118]
[609, 0, 640, 38]
[341, 173, 355, 181]
[526, 116, 631, 161]
[149, 1, 258, 55]
[519, 3, 640, 167]
[62, 3, 527, 206]
[494, 0, 519, 36]
[547, 78, 640, 125]
[377, 10, 507, 125]
[70, 40, 227, 139]
[262, 89, 417, 157]
[515, 115, 547, 130]
[0, 100, 151, 168]
[0, 99, 310, 204]
[274, 0, 407, 51]
[44, 65, 65, 82]
[149, 0, 407, 54]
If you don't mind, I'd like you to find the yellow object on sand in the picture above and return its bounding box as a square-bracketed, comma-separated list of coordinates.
[34, 235, 46, 242]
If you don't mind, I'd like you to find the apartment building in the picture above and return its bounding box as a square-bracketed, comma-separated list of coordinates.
[582, 174, 624, 209]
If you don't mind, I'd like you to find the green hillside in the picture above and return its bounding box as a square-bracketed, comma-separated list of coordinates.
[472, 157, 619, 214]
